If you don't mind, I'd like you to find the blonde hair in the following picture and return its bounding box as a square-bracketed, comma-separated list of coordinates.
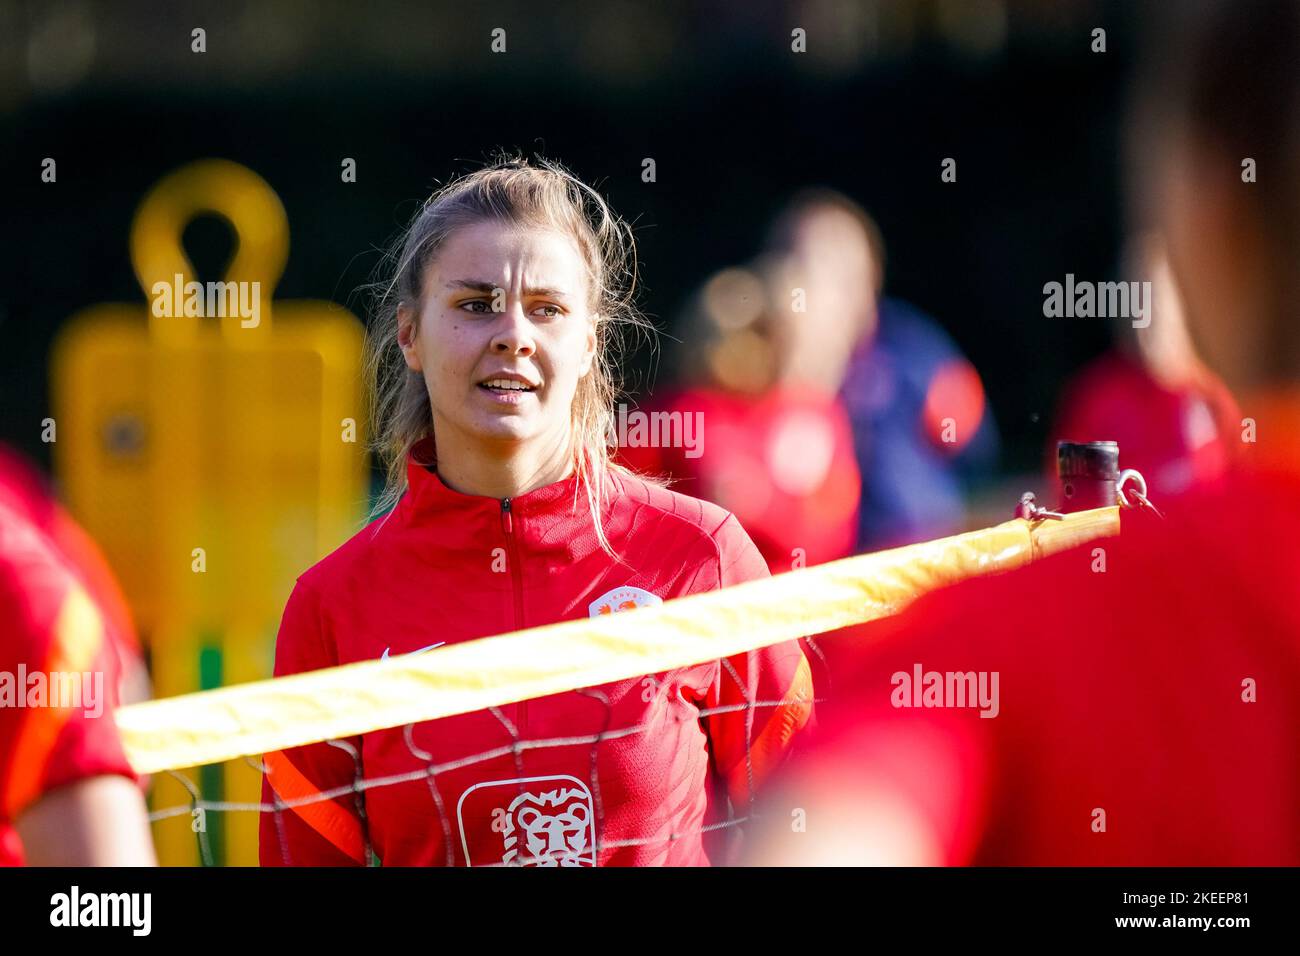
[364, 154, 656, 554]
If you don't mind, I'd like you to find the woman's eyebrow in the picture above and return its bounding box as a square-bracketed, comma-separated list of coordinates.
[444, 278, 568, 298]
[444, 279, 498, 293]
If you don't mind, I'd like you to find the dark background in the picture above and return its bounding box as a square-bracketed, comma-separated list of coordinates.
[0, 0, 1139, 482]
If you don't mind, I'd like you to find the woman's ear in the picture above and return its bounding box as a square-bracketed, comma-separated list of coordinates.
[578, 315, 598, 378]
[397, 303, 423, 373]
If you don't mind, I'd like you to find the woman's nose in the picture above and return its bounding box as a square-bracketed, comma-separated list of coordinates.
[490, 304, 536, 354]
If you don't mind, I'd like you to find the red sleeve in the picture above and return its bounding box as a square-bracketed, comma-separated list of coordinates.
[0, 520, 134, 830]
[701, 514, 814, 809]
[259, 577, 368, 866]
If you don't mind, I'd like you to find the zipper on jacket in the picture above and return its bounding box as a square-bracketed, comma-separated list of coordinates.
[501, 498, 527, 732]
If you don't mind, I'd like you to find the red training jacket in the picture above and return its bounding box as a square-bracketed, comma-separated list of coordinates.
[260, 438, 813, 866]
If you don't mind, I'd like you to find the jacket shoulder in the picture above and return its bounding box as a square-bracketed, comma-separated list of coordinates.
[612, 469, 732, 534]
[611, 470, 767, 586]
[292, 508, 397, 595]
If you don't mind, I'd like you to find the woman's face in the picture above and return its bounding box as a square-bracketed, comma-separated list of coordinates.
[398, 220, 597, 457]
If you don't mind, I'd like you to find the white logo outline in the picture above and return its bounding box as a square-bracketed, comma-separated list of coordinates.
[588, 585, 662, 618]
[456, 773, 597, 867]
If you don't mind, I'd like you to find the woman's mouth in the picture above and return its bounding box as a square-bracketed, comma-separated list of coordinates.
[477, 377, 538, 404]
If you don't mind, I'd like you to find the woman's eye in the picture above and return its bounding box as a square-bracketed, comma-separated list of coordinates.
[534, 305, 561, 318]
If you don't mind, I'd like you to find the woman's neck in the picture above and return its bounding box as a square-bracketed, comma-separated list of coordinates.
[433, 430, 576, 500]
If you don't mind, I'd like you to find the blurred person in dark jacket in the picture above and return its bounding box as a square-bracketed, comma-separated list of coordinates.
[766, 190, 999, 552]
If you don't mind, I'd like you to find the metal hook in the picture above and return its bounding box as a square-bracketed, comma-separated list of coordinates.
[1117, 468, 1164, 518]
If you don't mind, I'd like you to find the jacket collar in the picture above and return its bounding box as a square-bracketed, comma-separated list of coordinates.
[399, 435, 596, 522]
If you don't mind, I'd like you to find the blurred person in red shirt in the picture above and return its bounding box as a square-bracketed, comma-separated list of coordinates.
[0, 445, 146, 698]
[617, 253, 862, 575]
[0, 444, 152, 864]
[749, 0, 1300, 865]
[0, 499, 155, 865]
[1047, 235, 1239, 502]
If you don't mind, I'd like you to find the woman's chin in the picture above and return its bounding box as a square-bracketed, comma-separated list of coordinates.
[468, 416, 541, 445]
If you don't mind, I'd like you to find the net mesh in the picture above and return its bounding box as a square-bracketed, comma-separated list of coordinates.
[146, 639, 831, 866]
[123, 507, 1116, 866]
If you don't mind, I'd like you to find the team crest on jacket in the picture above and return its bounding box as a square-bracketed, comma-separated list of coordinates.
[457, 775, 596, 867]
[588, 585, 662, 617]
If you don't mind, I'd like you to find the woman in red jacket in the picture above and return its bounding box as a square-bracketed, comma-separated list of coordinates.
[259, 157, 813, 867]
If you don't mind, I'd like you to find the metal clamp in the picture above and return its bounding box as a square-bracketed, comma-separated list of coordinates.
[1016, 491, 1065, 522]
